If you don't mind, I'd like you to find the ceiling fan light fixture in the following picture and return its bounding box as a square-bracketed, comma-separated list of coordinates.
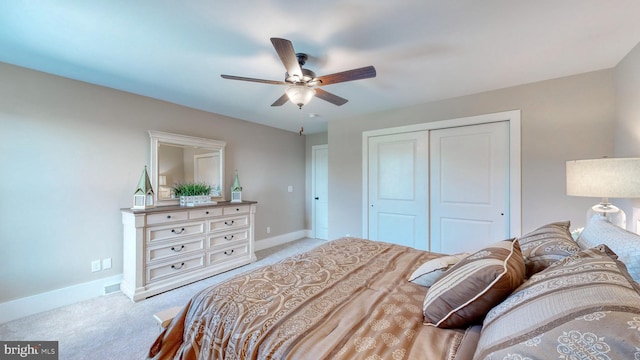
[285, 85, 316, 109]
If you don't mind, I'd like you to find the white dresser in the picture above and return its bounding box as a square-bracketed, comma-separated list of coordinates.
[120, 201, 257, 301]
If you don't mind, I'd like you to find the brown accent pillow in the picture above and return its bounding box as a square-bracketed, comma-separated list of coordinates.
[474, 245, 640, 360]
[422, 239, 526, 328]
[518, 221, 580, 277]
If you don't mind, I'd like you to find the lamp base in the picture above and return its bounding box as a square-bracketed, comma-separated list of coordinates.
[587, 202, 626, 229]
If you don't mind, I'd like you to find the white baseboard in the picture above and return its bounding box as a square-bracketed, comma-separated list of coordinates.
[254, 229, 312, 251]
[0, 274, 123, 324]
[1, 231, 312, 324]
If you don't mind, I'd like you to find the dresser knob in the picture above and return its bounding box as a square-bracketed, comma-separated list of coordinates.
[224, 235, 234, 241]
[205, 211, 210, 215]
[224, 249, 235, 256]
[166, 215, 172, 219]
[171, 228, 185, 234]
[171, 262, 185, 270]
[224, 220, 235, 226]
[236, 208, 240, 212]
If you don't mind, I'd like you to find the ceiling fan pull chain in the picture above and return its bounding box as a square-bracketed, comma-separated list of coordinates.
[298, 107, 304, 136]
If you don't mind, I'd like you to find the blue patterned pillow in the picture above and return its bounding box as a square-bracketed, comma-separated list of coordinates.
[577, 215, 640, 282]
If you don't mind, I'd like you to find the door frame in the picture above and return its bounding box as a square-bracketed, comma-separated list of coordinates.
[312, 144, 329, 239]
[361, 110, 521, 239]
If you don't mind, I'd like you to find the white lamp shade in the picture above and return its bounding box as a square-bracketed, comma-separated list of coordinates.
[566, 158, 640, 198]
[285, 85, 316, 108]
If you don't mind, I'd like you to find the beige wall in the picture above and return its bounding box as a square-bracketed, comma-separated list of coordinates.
[614, 41, 640, 221]
[0, 62, 306, 302]
[327, 69, 616, 239]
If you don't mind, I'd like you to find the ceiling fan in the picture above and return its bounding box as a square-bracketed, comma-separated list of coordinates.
[221, 38, 376, 109]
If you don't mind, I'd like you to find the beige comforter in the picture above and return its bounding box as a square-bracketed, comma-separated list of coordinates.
[149, 238, 480, 359]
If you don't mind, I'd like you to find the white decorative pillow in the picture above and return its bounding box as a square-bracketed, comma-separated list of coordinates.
[408, 253, 469, 287]
[577, 215, 640, 282]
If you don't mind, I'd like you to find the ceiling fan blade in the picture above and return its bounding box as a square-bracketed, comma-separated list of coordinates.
[316, 66, 376, 86]
[271, 93, 289, 107]
[270, 38, 303, 78]
[221, 74, 286, 85]
[314, 88, 348, 106]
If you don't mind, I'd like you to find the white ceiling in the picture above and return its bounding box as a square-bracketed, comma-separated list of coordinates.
[2, 1, 639, 134]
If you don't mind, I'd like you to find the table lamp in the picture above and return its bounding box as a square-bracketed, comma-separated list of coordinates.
[566, 157, 640, 229]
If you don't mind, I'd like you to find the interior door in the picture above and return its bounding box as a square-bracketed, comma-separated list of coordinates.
[312, 145, 329, 240]
[368, 131, 429, 250]
[429, 121, 510, 254]
[194, 153, 220, 184]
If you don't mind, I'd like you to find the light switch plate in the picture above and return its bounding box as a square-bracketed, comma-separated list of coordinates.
[103, 258, 112, 270]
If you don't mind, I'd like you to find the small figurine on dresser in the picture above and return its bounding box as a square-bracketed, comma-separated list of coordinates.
[231, 170, 242, 203]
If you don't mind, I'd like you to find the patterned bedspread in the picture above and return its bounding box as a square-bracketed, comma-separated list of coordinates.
[149, 238, 480, 359]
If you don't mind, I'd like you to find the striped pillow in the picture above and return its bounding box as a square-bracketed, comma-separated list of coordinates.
[518, 221, 580, 277]
[422, 239, 526, 328]
[473, 245, 640, 360]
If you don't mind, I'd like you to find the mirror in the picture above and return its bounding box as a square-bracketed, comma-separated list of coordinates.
[149, 130, 226, 206]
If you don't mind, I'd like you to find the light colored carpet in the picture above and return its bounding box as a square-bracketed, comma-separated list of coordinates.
[0, 238, 325, 359]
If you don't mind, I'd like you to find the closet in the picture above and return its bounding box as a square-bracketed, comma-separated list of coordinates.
[363, 111, 521, 252]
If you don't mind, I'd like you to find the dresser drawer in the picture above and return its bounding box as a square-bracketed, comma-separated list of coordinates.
[146, 254, 205, 283]
[209, 215, 249, 233]
[147, 222, 205, 243]
[147, 237, 205, 263]
[147, 211, 189, 225]
[189, 207, 223, 219]
[208, 229, 248, 248]
[208, 243, 249, 265]
[223, 205, 251, 215]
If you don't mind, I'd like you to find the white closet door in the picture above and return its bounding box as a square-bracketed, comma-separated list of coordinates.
[368, 131, 429, 250]
[429, 121, 510, 254]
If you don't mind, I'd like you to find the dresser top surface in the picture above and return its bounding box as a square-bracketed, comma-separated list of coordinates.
[121, 200, 257, 214]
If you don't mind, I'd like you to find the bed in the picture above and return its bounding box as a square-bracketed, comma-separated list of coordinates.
[149, 217, 640, 359]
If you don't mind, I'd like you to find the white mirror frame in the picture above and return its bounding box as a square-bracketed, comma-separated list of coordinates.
[149, 130, 226, 206]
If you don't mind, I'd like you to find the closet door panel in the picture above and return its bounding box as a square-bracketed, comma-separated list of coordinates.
[367, 131, 429, 250]
[430, 121, 510, 253]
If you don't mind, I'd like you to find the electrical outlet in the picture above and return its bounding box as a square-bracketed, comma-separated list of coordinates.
[91, 260, 101, 272]
[102, 258, 112, 270]
[287, 185, 293, 193]
[267, 226, 271, 234]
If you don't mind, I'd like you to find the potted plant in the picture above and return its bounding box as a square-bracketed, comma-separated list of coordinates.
[172, 182, 215, 207]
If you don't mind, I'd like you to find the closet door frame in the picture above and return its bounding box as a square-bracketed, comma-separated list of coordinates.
[361, 110, 522, 240]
